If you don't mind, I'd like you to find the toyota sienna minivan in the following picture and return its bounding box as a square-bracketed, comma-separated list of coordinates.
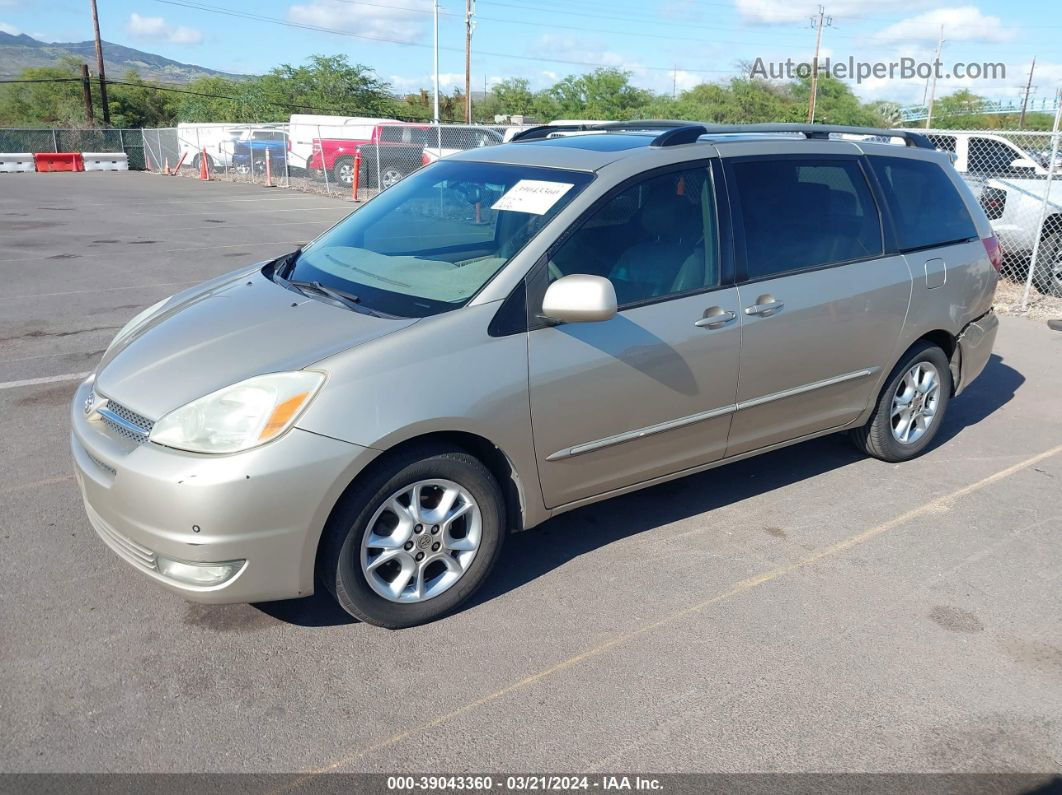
[71, 122, 1000, 628]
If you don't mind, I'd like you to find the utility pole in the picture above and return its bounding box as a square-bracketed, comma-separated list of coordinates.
[88, 0, 110, 126]
[80, 63, 94, 124]
[925, 25, 944, 129]
[673, 65, 678, 99]
[432, 0, 440, 124]
[464, 0, 474, 123]
[806, 6, 830, 124]
[1018, 56, 1037, 128]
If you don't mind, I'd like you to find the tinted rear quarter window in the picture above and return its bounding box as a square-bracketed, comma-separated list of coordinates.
[868, 156, 977, 251]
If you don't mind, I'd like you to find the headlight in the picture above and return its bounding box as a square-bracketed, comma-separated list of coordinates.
[107, 298, 170, 352]
[149, 371, 325, 454]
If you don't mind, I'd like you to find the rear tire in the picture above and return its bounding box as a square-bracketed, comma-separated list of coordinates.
[849, 341, 952, 462]
[320, 444, 505, 628]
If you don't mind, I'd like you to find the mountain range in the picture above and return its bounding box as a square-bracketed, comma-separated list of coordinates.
[0, 31, 244, 82]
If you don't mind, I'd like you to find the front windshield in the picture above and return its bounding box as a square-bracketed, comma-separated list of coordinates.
[286, 160, 593, 317]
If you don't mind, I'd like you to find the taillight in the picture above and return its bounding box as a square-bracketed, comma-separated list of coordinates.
[982, 235, 1002, 273]
[421, 152, 431, 166]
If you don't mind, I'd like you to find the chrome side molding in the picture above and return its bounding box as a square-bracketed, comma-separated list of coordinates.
[547, 367, 879, 461]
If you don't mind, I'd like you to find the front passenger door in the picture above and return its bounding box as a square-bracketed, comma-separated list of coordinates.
[528, 163, 741, 508]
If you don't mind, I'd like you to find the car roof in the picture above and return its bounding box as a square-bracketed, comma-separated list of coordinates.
[448, 128, 941, 172]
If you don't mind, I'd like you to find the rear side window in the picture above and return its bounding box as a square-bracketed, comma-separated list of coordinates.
[731, 158, 883, 280]
[868, 156, 977, 251]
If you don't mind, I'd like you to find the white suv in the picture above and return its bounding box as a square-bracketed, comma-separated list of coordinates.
[924, 131, 1061, 294]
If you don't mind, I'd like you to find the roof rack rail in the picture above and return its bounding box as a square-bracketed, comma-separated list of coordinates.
[510, 120, 690, 142]
[649, 123, 935, 149]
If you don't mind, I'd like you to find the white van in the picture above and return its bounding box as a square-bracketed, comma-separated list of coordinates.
[287, 114, 396, 172]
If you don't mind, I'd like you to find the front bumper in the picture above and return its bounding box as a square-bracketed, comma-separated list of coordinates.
[70, 377, 378, 604]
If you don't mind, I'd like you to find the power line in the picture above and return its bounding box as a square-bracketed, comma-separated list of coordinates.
[152, 0, 731, 73]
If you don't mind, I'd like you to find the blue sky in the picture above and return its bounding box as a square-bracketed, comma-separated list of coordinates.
[2, 0, 1059, 106]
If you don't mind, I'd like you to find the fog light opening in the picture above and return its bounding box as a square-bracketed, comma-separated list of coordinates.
[156, 556, 246, 587]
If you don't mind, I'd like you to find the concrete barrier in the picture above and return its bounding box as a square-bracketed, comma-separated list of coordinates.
[83, 152, 129, 172]
[0, 153, 36, 173]
[34, 152, 83, 172]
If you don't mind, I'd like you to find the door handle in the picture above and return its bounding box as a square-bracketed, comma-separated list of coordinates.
[695, 308, 736, 329]
[744, 299, 784, 316]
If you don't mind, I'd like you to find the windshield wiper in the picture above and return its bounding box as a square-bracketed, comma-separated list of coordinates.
[288, 279, 388, 318]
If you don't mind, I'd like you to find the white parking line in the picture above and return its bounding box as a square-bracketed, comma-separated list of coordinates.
[0, 372, 90, 391]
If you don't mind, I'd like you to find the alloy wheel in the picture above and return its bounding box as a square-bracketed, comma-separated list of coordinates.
[360, 479, 482, 603]
[890, 362, 941, 444]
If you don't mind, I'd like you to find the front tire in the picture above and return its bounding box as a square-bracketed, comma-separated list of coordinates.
[849, 342, 952, 462]
[320, 445, 505, 628]
[333, 157, 355, 187]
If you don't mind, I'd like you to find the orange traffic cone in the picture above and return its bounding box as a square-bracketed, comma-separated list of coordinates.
[199, 147, 210, 180]
[164, 157, 169, 175]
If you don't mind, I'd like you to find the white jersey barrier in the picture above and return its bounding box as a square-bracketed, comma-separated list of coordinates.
[82, 152, 129, 172]
[0, 153, 36, 173]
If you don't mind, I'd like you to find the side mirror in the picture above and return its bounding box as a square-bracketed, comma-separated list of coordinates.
[541, 274, 617, 324]
[1010, 157, 1038, 171]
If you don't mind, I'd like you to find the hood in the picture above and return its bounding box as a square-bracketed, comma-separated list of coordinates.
[96, 267, 417, 420]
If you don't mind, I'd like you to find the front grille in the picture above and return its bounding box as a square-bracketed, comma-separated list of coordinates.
[97, 397, 154, 444]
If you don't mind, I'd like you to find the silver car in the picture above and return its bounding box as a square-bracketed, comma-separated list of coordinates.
[71, 122, 1001, 628]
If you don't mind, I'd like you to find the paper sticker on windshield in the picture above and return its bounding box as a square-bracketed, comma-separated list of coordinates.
[491, 180, 574, 215]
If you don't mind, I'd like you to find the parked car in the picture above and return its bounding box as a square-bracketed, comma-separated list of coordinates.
[925, 131, 1061, 295]
[177, 122, 285, 172]
[286, 114, 396, 173]
[72, 122, 999, 628]
[308, 123, 430, 187]
[230, 129, 288, 175]
[358, 126, 504, 189]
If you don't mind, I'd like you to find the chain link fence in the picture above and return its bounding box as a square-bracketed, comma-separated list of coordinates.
[0, 128, 147, 169]
[906, 129, 1062, 312]
[139, 122, 510, 201]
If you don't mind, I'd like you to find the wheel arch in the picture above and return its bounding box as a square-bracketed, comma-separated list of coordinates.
[900, 329, 959, 395]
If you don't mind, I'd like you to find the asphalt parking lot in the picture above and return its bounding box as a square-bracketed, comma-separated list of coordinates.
[2, 172, 1061, 775]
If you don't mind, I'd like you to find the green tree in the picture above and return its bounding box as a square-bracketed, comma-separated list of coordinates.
[247, 55, 396, 119]
[0, 57, 87, 126]
[790, 74, 879, 126]
[541, 68, 652, 120]
[491, 78, 535, 117]
[107, 70, 179, 127]
[173, 76, 245, 122]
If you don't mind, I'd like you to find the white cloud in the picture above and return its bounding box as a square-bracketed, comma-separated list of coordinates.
[531, 33, 632, 70]
[736, 0, 935, 24]
[0, 20, 18, 34]
[288, 0, 430, 44]
[126, 12, 203, 44]
[873, 6, 1017, 43]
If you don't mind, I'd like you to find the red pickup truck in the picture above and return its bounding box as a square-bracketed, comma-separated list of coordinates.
[308, 123, 430, 187]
